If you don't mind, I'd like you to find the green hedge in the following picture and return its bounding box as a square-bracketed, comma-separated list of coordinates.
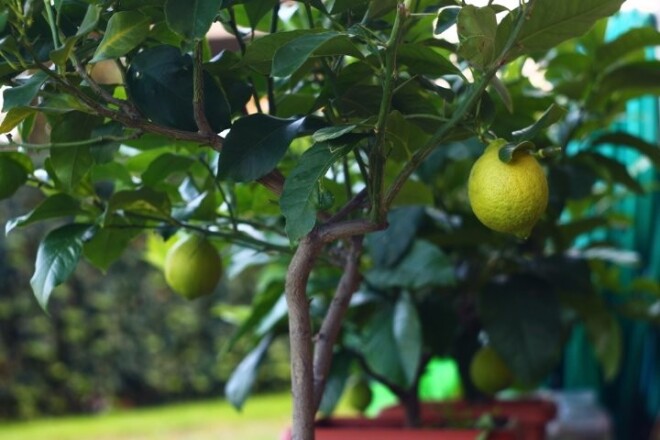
[0, 195, 289, 420]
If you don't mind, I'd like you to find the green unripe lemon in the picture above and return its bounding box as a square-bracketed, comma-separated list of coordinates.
[0, 157, 28, 200]
[468, 139, 548, 239]
[347, 377, 372, 413]
[469, 346, 514, 395]
[164, 235, 222, 299]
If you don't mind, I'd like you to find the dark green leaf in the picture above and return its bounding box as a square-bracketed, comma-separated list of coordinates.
[106, 187, 172, 220]
[557, 217, 609, 245]
[242, 30, 324, 74]
[393, 292, 422, 387]
[561, 292, 622, 380]
[126, 45, 231, 131]
[142, 153, 196, 186]
[165, 0, 221, 41]
[577, 151, 644, 194]
[512, 103, 567, 142]
[272, 32, 362, 78]
[312, 125, 357, 143]
[318, 351, 352, 416]
[227, 287, 284, 349]
[595, 27, 660, 71]
[30, 224, 91, 310]
[2, 71, 48, 111]
[435, 7, 460, 35]
[360, 306, 406, 388]
[457, 5, 497, 69]
[49, 36, 79, 66]
[366, 240, 456, 290]
[244, 0, 278, 30]
[366, 207, 425, 267]
[225, 334, 273, 410]
[479, 274, 563, 385]
[83, 222, 139, 272]
[218, 115, 305, 182]
[5, 193, 85, 234]
[76, 3, 102, 36]
[591, 61, 660, 108]
[396, 44, 459, 76]
[91, 11, 150, 63]
[0, 155, 28, 200]
[497, 0, 625, 60]
[590, 132, 660, 167]
[280, 142, 352, 242]
[50, 112, 101, 190]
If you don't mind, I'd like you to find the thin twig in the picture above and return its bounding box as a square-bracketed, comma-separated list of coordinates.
[193, 41, 219, 147]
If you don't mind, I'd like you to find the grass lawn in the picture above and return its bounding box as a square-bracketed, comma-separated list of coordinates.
[0, 393, 293, 440]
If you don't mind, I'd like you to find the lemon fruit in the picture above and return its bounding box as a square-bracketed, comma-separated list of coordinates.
[346, 377, 373, 413]
[0, 156, 28, 199]
[468, 139, 548, 239]
[164, 234, 222, 299]
[469, 346, 513, 395]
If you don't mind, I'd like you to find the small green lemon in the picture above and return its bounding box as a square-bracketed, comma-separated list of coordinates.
[469, 346, 513, 395]
[468, 139, 548, 239]
[346, 377, 372, 413]
[0, 156, 28, 200]
[164, 234, 222, 299]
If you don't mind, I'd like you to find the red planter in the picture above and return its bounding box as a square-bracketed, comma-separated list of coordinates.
[281, 399, 556, 440]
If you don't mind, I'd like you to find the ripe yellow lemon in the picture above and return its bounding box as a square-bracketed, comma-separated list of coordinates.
[469, 346, 513, 395]
[468, 139, 548, 239]
[164, 234, 222, 299]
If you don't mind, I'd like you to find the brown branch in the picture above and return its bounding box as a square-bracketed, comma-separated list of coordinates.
[285, 234, 324, 440]
[313, 236, 364, 411]
[318, 218, 384, 243]
[325, 188, 369, 224]
[192, 41, 221, 149]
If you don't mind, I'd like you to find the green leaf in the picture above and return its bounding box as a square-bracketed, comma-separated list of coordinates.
[2, 71, 48, 112]
[226, 286, 284, 349]
[225, 334, 273, 410]
[165, 0, 221, 41]
[30, 224, 91, 310]
[478, 274, 563, 385]
[590, 132, 660, 167]
[49, 36, 79, 66]
[396, 44, 460, 77]
[577, 151, 644, 194]
[272, 32, 362, 78]
[0, 155, 28, 200]
[142, 153, 196, 186]
[366, 240, 456, 290]
[435, 7, 461, 35]
[591, 61, 660, 108]
[91, 11, 150, 63]
[242, 30, 325, 74]
[385, 110, 430, 162]
[360, 305, 406, 388]
[512, 103, 567, 142]
[497, 0, 625, 60]
[595, 27, 660, 71]
[50, 112, 101, 190]
[318, 351, 352, 416]
[0, 107, 37, 133]
[5, 193, 85, 235]
[366, 207, 425, 268]
[76, 3, 102, 36]
[83, 222, 139, 272]
[393, 292, 422, 387]
[218, 115, 305, 182]
[106, 187, 171, 221]
[312, 125, 357, 143]
[126, 45, 231, 132]
[456, 5, 497, 69]
[244, 0, 278, 30]
[561, 292, 622, 380]
[280, 142, 352, 242]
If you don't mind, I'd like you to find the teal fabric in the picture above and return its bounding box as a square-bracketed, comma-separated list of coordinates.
[562, 11, 660, 440]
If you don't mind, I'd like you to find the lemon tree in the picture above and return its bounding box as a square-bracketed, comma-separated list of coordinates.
[1, 0, 658, 438]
